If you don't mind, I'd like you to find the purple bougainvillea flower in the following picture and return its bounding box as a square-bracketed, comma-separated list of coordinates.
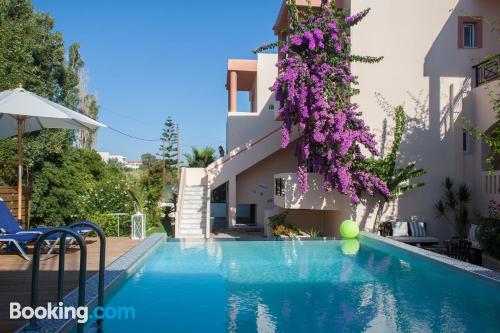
[297, 165, 308, 194]
[290, 35, 303, 46]
[270, 4, 388, 204]
[345, 9, 371, 26]
[303, 31, 316, 50]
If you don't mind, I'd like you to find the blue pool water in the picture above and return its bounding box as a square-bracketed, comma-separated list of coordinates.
[98, 239, 500, 332]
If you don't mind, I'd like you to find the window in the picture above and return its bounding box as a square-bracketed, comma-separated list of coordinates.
[463, 23, 476, 48]
[463, 131, 470, 153]
[458, 17, 482, 49]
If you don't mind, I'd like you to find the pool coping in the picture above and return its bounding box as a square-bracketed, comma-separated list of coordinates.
[360, 232, 500, 284]
[15, 233, 167, 333]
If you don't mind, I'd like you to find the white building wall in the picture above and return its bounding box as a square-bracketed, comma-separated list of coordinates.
[193, 0, 499, 239]
[226, 54, 281, 151]
[349, 0, 500, 238]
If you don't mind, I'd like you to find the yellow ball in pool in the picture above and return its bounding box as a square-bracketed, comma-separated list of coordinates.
[341, 239, 360, 255]
[340, 220, 359, 239]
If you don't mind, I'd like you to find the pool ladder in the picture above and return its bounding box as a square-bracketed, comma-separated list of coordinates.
[28, 221, 106, 333]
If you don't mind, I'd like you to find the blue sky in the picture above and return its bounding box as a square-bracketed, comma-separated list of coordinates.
[32, 0, 281, 160]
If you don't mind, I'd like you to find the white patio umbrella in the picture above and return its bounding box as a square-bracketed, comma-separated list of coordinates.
[0, 87, 107, 222]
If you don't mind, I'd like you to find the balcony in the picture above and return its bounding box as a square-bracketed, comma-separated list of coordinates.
[473, 55, 499, 87]
[273, 173, 348, 210]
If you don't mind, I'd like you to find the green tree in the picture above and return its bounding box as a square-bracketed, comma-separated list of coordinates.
[141, 153, 156, 169]
[65, 43, 100, 149]
[364, 106, 426, 231]
[158, 117, 178, 170]
[0, 0, 67, 97]
[0, 1, 111, 227]
[140, 161, 164, 225]
[184, 147, 216, 168]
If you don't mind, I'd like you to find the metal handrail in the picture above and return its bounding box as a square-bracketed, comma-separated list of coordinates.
[29, 228, 87, 333]
[473, 54, 499, 87]
[29, 221, 106, 333]
[69, 221, 106, 333]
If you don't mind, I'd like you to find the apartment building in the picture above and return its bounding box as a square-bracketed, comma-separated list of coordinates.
[176, 0, 500, 239]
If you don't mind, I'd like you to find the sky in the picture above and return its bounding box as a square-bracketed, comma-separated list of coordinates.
[31, 0, 282, 160]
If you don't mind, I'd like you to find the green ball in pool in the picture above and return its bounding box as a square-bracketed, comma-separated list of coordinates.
[340, 219, 359, 239]
[341, 239, 360, 255]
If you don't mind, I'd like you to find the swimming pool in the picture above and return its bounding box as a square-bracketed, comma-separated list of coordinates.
[96, 236, 500, 333]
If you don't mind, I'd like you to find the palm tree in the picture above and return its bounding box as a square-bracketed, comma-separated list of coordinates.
[184, 147, 216, 167]
[435, 177, 472, 238]
[365, 106, 426, 232]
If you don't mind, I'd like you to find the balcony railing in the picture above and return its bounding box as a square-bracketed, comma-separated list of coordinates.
[275, 177, 285, 196]
[473, 55, 499, 87]
[484, 171, 500, 195]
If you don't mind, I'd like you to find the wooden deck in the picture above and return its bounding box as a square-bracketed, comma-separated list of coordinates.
[0, 237, 140, 332]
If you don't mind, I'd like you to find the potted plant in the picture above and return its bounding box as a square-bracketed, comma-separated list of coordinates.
[267, 212, 301, 239]
[435, 177, 472, 238]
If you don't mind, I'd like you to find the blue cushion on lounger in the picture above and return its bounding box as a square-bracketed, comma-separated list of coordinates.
[0, 233, 39, 242]
[0, 201, 23, 234]
[409, 221, 426, 237]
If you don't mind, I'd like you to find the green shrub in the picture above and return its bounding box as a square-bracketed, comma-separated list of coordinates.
[87, 214, 131, 237]
[306, 228, 320, 237]
[478, 200, 500, 260]
[268, 211, 288, 228]
[83, 165, 134, 217]
[267, 211, 301, 238]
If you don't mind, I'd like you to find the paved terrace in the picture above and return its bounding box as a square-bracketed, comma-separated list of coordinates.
[0, 237, 140, 332]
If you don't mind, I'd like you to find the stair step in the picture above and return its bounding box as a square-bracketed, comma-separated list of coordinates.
[178, 229, 204, 235]
[179, 226, 205, 230]
[179, 221, 205, 229]
[182, 208, 206, 213]
[182, 204, 205, 209]
[183, 195, 206, 199]
[181, 217, 206, 224]
[177, 234, 205, 239]
[180, 228, 205, 233]
[182, 212, 206, 218]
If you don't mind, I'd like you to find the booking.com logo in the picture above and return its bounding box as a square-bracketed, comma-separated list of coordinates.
[10, 302, 135, 323]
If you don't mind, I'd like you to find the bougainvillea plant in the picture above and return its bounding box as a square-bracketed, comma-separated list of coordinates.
[254, 0, 390, 204]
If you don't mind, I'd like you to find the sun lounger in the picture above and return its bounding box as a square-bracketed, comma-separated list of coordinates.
[379, 221, 439, 246]
[0, 233, 41, 260]
[0, 200, 93, 258]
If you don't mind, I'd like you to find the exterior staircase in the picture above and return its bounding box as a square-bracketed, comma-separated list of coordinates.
[176, 185, 208, 239]
[175, 127, 299, 239]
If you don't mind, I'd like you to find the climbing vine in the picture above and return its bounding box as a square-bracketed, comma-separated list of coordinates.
[256, 0, 389, 204]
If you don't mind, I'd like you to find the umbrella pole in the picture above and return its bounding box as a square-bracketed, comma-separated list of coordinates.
[17, 117, 24, 223]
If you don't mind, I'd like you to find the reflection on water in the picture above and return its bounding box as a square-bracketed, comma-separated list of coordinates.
[100, 240, 500, 333]
[340, 239, 360, 255]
